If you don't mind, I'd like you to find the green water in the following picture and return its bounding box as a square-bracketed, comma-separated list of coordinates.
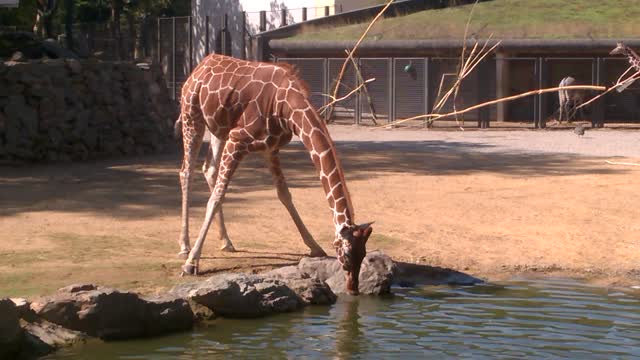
[46, 279, 640, 359]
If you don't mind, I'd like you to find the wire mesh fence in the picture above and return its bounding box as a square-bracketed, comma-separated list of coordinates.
[274, 56, 640, 128]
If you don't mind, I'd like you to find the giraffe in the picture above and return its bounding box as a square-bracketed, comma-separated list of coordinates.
[610, 42, 640, 71]
[176, 53, 373, 295]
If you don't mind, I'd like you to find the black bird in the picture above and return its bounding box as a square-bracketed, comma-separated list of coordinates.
[574, 124, 586, 137]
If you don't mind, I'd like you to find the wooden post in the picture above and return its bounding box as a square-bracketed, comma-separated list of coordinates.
[280, 8, 287, 27]
[302, 7, 307, 21]
[221, 14, 228, 55]
[240, 11, 246, 59]
[171, 16, 176, 100]
[259, 10, 266, 32]
[156, 17, 161, 64]
[495, 52, 509, 122]
[204, 15, 209, 55]
[188, 16, 193, 73]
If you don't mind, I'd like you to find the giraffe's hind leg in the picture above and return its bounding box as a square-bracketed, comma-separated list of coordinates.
[266, 150, 327, 257]
[202, 135, 236, 252]
[178, 110, 205, 259]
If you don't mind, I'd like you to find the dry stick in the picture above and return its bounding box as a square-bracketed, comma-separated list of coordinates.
[318, 78, 375, 113]
[431, 37, 498, 114]
[346, 51, 379, 125]
[380, 85, 606, 128]
[605, 160, 640, 166]
[575, 67, 640, 111]
[429, 39, 500, 127]
[432, 0, 482, 130]
[326, 0, 394, 122]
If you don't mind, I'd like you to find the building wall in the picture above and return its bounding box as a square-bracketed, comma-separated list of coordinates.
[191, 0, 336, 63]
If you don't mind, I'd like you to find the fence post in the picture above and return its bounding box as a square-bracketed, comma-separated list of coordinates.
[536, 57, 547, 129]
[156, 17, 161, 64]
[241, 11, 247, 59]
[280, 8, 287, 27]
[424, 57, 430, 127]
[325, 6, 330, 16]
[259, 11, 266, 32]
[188, 16, 193, 73]
[355, 58, 361, 125]
[172, 16, 176, 101]
[205, 15, 209, 55]
[221, 14, 228, 55]
[302, 7, 307, 21]
[388, 58, 394, 123]
[593, 57, 605, 128]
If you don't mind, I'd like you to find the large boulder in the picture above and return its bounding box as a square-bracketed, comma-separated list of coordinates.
[29, 284, 194, 340]
[171, 273, 304, 318]
[393, 262, 483, 287]
[21, 319, 85, 357]
[298, 251, 396, 295]
[263, 266, 337, 305]
[0, 298, 23, 359]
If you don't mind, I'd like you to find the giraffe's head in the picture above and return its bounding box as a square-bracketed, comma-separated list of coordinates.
[335, 222, 374, 295]
[610, 42, 627, 55]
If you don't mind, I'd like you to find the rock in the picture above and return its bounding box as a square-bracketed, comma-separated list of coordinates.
[10, 51, 27, 62]
[21, 319, 85, 356]
[393, 262, 483, 287]
[65, 58, 82, 74]
[298, 251, 396, 295]
[171, 273, 303, 318]
[264, 266, 337, 305]
[30, 285, 194, 340]
[0, 298, 23, 359]
[42, 39, 79, 60]
[142, 296, 195, 337]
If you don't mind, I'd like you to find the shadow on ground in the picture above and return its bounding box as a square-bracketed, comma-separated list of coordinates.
[0, 140, 628, 218]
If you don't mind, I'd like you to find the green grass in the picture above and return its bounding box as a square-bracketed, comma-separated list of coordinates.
[291, 0, 640, 40]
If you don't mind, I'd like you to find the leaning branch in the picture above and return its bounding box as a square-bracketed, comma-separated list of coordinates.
[380, 85, 606, 128]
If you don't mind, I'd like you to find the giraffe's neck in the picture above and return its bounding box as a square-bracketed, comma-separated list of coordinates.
[288, 105, 355, 232]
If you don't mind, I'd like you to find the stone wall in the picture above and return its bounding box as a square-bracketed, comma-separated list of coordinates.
[0, 59, 178, 163]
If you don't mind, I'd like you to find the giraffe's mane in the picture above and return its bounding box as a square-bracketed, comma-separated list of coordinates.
[275, 62, 311, 98]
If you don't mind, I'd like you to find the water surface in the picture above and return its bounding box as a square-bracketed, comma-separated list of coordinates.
[47, 278, 640, 359]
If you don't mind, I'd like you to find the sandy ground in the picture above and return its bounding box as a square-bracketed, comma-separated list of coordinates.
[2, 125, 640, 297]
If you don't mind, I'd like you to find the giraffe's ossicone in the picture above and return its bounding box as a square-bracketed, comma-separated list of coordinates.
[176, 54, 373, 295]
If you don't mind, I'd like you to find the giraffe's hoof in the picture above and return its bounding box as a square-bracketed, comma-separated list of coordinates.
[310, 248, 328, 257]
[220, 243, 236, 252]
[181, 264, 198, 276]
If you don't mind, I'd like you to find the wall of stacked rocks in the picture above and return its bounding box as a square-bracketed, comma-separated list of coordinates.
[0, 59, 178, 163]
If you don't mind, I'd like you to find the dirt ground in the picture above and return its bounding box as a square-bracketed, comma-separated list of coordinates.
[2, 125, 640, 297]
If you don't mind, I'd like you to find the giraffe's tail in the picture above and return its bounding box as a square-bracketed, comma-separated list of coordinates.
[173, 118, 182, 140]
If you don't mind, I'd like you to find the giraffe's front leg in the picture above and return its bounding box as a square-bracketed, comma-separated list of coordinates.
[182, 140, 248, 276]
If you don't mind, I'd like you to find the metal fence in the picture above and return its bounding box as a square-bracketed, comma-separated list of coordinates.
[276, 56, 640, 127]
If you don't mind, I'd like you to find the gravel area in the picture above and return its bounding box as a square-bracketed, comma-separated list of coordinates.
[323, 126, 640, 158]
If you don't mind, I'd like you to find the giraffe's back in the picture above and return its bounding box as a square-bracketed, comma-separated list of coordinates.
[181, 54, 310, 150]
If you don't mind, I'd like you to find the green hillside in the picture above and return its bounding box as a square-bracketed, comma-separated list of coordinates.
[292, 0, 640, 40]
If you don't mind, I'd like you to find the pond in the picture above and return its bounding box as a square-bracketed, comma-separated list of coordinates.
[46, 278, 640, 359]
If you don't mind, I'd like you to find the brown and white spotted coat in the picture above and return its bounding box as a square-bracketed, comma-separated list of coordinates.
[177, 54, 372, 294]
[610, 42, 640, 71]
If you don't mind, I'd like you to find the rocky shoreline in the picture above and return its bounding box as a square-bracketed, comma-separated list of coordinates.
[0, 251, 481, 359]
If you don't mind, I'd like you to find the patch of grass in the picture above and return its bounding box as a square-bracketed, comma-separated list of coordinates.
[47, 232, 138, 263]
[290, 0, 640, 40]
